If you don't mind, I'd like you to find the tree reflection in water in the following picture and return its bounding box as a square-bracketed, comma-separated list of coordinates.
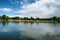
[2, 21, 8, 26]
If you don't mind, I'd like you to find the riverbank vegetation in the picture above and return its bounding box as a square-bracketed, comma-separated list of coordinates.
[0, 15, 60, 22]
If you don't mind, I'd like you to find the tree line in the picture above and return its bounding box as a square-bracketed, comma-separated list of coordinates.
[0, 15, 60, 22]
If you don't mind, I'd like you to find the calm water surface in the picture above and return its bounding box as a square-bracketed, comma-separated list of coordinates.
[0, 22, 60, 40]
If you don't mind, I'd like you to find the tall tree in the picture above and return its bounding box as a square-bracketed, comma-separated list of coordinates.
[51, 16, 57, 21]
[1, 15, 7, 20]
[30, 17, 34, 20]
[0, 16, 1, 20]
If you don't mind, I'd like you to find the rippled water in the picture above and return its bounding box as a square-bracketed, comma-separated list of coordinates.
[0, 22, 60, 40]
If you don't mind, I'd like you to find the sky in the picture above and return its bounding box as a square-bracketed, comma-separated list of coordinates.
[0, 0, 60, 18]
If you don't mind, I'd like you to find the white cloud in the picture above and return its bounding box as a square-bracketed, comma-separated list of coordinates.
[0, 8, 13, 12]
[16, 0, 60, 18]
[1, 0, 60, 18]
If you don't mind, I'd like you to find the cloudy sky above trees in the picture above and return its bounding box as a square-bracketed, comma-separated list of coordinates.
[0, 0, 60, 18]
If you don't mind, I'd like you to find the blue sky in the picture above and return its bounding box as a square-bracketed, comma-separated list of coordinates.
[0, 0, 60, 18]
[0, 0, 35, 9]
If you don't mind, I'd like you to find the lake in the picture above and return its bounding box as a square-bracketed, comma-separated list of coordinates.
[0, 22, 60, 40]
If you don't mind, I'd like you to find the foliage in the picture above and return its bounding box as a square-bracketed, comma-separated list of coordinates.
[12, 17, 20, 20]
[1, 15, 9, 20]
[30, 17, 34, 20]
[35, 17, 40, 20]
[0, 15, 60, 22]
[51, 16, 58, 21]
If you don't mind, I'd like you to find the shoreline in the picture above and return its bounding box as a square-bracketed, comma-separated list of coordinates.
[0, 20, 58, 23]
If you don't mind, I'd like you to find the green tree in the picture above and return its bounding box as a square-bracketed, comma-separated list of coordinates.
[30, 17, 34, 20]
[35, 17, 40, 20]
[23, 17, 29, 20]
[6, 16, 9, 20]
[58, 17, 60, 22]
[12, 17, 20, 20]
[0, 16, 1, 20]
[1, 15, 7, 20]
[51, 16, 57, 21]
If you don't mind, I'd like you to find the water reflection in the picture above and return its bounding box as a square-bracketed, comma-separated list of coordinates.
[11, 21, 20, 24]
[23, 22, 40, 26]
[0, 27, 34, 40]
[2, 21, 8, 26]
[0, 22, 60, 40]
[0, 30, 20, 40]
[18, 23, 60, 40]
